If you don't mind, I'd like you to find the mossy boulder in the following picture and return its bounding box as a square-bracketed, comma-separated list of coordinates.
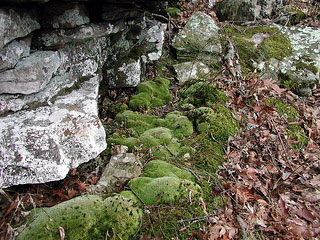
[142, 160, 194, 181]
[104, 195, 142, 239]
[129, 176, 201, 205]
[18, 195, 142, 240]
[172, 12, 221, 60]
[179, 81, 227, 107]
[18, 195, 106, 240]
[191, 106, 239, 143]
[128, 77, 172, 110]
[162, 111, 194, 138]
[215, 0, 256, 22]
[223, 26, 292, 75]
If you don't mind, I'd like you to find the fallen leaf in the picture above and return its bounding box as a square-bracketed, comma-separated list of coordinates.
[58, 226, 65, 240]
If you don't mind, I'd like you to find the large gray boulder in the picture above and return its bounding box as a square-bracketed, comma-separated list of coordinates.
[172, 12, 221, 60]
[0, 51, 61, 95]
[0, 75, 106, 188]
[0, 7, 40, 49]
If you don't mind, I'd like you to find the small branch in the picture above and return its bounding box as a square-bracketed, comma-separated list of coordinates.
[164, 144, 178, 157]
[178, 214, 214, 223]
[144, 205, 188, 210]
[151, 13, 179, 29]
[125, 187, 146, 206]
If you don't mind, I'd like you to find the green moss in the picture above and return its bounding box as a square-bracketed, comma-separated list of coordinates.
[191, 106, 239, 142]
[167, 7, 181, 18]
[179, 82, 227, 107]
[142, 160, 195, 181]
[290, 10, 307, 25]
[107, 135, 140, 151]
[18, 195, 107, 240]
[164, 111, 194, 138]
[139, 127, 174, 147]
[265, 98, 307, 149]
[223, 26, 292, 75]
[104, 195, 142, 240]
[128, 176, 201, 205]
[129, 77, 173, 110]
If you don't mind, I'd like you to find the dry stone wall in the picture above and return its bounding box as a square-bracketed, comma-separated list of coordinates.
[0, 0, 168, 188]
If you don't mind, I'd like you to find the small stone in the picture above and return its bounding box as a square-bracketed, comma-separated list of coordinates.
[174, 61, 210, 85]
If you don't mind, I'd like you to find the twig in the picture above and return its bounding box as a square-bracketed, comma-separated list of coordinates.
[132, 216, 143, 238]
[144, 205, 188, 210]
[151, 13, 179, 29]
[270, 119, 289, 160]
[125, 187, 146, 206]
[178, 214, 214, 223]
[163, 144, 177, 157]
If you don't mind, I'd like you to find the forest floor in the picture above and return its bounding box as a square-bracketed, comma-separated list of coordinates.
[1, 0, 320, 239]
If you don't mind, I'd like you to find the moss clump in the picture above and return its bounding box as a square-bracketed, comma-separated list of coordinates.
[128, 77, 173, 110]
[191, 106, 239, 142]
[167, 7, 181, 18]
[107, 134, 140, 151]
[179, 82, 227, 107]
[223, 26, 292, 75]
[265, 98, 307, 149]
[142, 160, 195, 181]
[139, 127, 174, 147]
[128, 176, 201, 205]
[104, 195, 142, 240]
[161, 111, 194, 138]
[18, 195, 107, 240]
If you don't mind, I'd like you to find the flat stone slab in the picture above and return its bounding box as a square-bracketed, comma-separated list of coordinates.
[0, 7, 40, 49]
[174, 61, 210, 85]
[0, 51, 61, 95]
[0, 75, 106, 188]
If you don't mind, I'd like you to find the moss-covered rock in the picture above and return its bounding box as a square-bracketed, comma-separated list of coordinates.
[179, 81, 227, 107]
[128, 77, 172, 110]
[223, 26, 292, 75]
[18, 195, 142, 240]
[128, 176, 201, 205]
[142, 160, 195, 181]
[163, 111, 194, 138]
[172, 12, 221, 60]
[104, 195, 142, 239]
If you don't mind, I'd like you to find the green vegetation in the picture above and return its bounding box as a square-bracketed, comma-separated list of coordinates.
[128, 77, 173, 110]
[222, 26, 292, 75]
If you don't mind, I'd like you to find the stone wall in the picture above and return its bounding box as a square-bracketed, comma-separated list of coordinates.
[0, 0, 168, 188]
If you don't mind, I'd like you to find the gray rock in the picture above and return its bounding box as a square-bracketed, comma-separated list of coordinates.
[0, 38, 30, 72]
[172, 12, 221, 60]
[41, 2, 90, 29]
[0, 75, 106, 188]
[0, 8, 40, 49]
[107, 58, 141, 88]
[0, 51, 61, 95]
[98, 148, 142, 188]
[174, 61, 210, 85]
[145, 21, 167, 61]
[33, 21, 125, 49]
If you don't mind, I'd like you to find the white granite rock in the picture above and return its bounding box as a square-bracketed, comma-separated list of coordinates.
[0, 75, 106, 188]
[174, 61, 210, 85]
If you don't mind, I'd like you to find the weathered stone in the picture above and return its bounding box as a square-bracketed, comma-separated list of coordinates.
[0, 75, 106, 188]
[41, 2, 90, 29]
[0, 8, 40, 49]
[102, 4, 141, 21]
[0, 51, 61, 95]
[107, 58, 141, 88]
[33, 21, 125, 49]
[174, 61, 210, 85]
[98, 148, 142, 188]
[172, 12, 221, 60]
[0, 38, 30, 72]
[145, 21, 167, 61]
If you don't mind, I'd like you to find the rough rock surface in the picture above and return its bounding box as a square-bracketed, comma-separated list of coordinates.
[0, 51, 61, 95]
[41, 2, 90, 29]
[172, 12, 221, 60]
[174, 61, 210, 85]
[0, 7, 40, 49]
[97, 146, 142, 188]
[0, 38, 31, 72]
[33, 22, 124, 49]
[0, 76, 106, 188]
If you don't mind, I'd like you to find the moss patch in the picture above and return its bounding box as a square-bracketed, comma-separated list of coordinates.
[128, 77, 173, 110]
[222, 26, 292, 75]
[179, 81, 227, 107]
[104, 195, 142, 240]
[18, 195, 107, 240]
